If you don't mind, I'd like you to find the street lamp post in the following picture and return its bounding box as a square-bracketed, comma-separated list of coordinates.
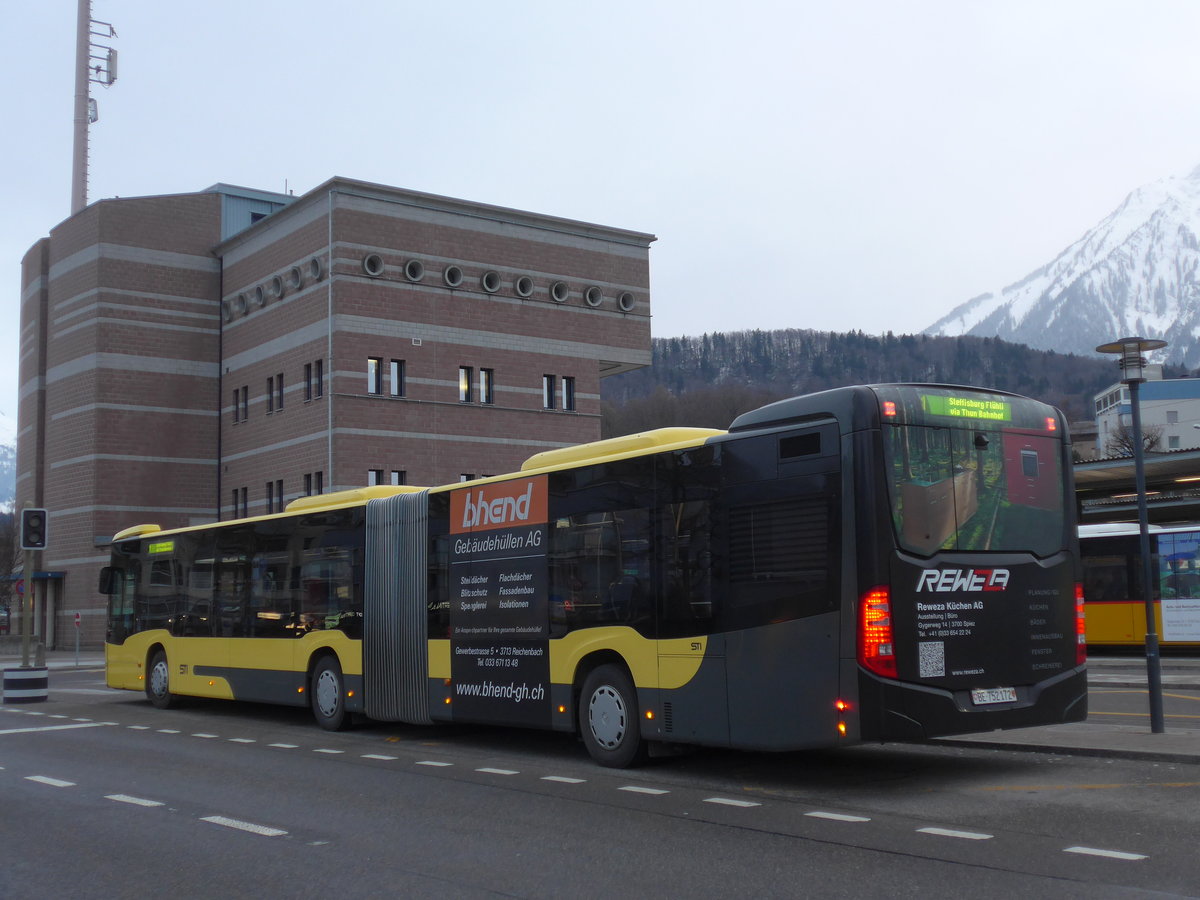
[1096, 336, 1167, 734]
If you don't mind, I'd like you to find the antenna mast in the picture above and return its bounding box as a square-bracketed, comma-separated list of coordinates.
[71, 0, 118, 215]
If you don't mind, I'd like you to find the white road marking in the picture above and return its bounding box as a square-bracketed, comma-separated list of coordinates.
[48, 715, 68, 719]
[476, 767, 518, 775]
[541, 776, 586, 784]
[26, 711, 45, 716]
[918, 827, 993, 841]
[268, 743, 298, 749]
[128, 725, 151, 730]
[416, 760, 453, 767]
[619, 785, 670, 795]
[704, 797, 761, 808]
[362, 754, 398, 761]
[191, 733, 218, 739]
[313, 748, 343, 754]
[0, 722, 109, 736]
[806, 811, 871, 823]
[228, 738, 255, 744]
[157, 729, 181, 734]
[1064, 846, 1148, 861]
[106, 794, 164, 808]
[26, 775, 75, 788]
[200, 815, 287, 837]
[71, 718, 92, 722]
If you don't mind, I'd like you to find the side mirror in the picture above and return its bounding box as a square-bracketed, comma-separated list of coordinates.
[97, 566, 116, 595]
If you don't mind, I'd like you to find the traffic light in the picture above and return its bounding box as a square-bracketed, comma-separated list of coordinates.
[20, 508, 48, 550]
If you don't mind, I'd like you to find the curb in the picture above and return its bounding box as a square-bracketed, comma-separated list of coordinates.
[933, 737, 1200, 766]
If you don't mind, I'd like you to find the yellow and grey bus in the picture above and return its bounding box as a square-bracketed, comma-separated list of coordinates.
[103, 383, 1087, 766]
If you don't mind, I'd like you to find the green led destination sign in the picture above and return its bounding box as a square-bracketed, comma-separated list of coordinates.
[922, 394, 1012, 422]
[148, 540, 175, 554]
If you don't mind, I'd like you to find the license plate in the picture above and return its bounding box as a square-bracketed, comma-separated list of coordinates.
[971, 687, 1017, 706]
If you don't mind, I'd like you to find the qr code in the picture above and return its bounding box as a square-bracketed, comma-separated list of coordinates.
[918, 641, 945, 678]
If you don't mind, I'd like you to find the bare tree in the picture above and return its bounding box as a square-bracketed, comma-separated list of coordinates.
[1103, 421, 1164, 458]
[0, 513, 19, 634]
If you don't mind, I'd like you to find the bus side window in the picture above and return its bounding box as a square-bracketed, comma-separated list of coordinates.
[106, 567, 137, 644]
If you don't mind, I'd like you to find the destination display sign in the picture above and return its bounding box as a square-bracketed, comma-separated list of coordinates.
[448, 476, 551, 727]
[921, 394, 1012, 422]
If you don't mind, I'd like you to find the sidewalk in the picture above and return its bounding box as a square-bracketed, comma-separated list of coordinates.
[2, 650, 1197, 765]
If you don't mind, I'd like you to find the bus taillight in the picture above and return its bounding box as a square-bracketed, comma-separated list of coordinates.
[858, 586, 897, 678]
[1075, 582, 1087, 665]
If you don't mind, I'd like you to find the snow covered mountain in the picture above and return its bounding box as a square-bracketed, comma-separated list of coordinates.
[926, 166, 1200, 367]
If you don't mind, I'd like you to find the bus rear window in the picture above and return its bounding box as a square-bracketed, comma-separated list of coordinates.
[884, 422, 1064, 557]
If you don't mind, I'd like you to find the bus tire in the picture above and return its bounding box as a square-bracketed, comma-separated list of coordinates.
[311, 656, 347, 731]
[579, 664, 647, 768]
[145, 649, 178, 709]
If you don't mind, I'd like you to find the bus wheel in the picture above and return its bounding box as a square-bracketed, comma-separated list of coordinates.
[146, 649, 178, 709]
[311, 656, 347, 731]
[579, 664, 647, 768]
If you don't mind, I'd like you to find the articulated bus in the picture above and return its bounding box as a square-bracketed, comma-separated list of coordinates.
[1080, 522, 1200, 649]
[103, 384, 1087, 766]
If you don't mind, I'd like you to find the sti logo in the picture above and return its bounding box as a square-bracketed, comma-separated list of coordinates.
[915, 568, 1010, 593]
[451, 476, 547, 534]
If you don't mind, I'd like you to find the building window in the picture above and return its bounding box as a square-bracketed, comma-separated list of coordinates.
[390, 359, 405, 397]
[459, 366, 473, 402]
[267, 376, 275, 413]
[460, 473, 476, 482]
[1168, 410, 1180, 424]
[391, 470, 406, 486]
[368, 469, 384, 486]
[275, 373, 284, 410]
[304, 363, 313, 401]
[240, 386, 249, 421]
[303, 472, 325, 496]
[232, 388, 240, 424]
[562, 376, 575, 411]
[480, 368, 495, 405]
[1169, 435, 1181, 449]
[267, 479, 284, 513]
[232, 487, 247, 518]
[304, 473, 312, 496]
[368, 357, 383, 395]
[542, 374, 555, 409]
[316, 471, 324, 494]
[315, 359, 324, 398]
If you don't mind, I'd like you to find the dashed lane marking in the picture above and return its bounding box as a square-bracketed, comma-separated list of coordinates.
[0, 722, 109, 736]
[805, 811, 871, 823]
[313, 749, 343, 755]
[703, 797, 761, 808]
[268, 743, 298, 749]
[619, 785, 670, 795]
[191, 733, 218, 739]
[106, 794, 164, 807]
[476, 767, 519, 775]
[541, 776, 586, 784]
[918, 827, 993, 841]
[200, 815, 287, 837]
[228, 738, 255, 744]
[363, 754, 398, 761]
[157, 729, 180, 734]
[1064, 846, 1148, 861]
[26, 775, 75, 788]
[416, 760, 453, 767]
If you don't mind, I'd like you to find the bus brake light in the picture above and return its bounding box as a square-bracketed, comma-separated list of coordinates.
[858, 587, 898, 678]
[1045, 416, 1057, 432]
[1075, 582, 1087, 666]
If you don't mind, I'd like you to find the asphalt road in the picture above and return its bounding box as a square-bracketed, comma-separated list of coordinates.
[1, 669, 1198, 898]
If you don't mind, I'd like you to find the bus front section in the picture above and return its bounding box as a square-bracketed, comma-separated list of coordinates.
[855, 385, 1087, 742]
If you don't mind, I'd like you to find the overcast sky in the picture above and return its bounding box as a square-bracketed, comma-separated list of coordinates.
[8, 1, 1200, 423]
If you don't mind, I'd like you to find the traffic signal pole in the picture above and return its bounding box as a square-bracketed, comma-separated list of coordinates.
[20, 553, 32, 668]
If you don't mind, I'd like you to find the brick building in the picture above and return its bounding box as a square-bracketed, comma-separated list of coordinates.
[18, 178, 653, 648]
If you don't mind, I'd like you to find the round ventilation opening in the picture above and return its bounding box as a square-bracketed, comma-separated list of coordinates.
[221, 300, 233, 323]
[288, 266, 304, 291]
[270, 275, 284, 299]
[254, 285, 267, 308]
[618, 291, 635, 312]
[443, 265, 464, 288]
[363, 254, 384, 277]
[585, 286, 603, 307]
[481, 271, 501, 293]
[515, 275, 534, 298]
[550, 281, 569, 303]
[405, 260, 425, 282]
[309, 257, 323, 281]
[235, 293, 249, 316]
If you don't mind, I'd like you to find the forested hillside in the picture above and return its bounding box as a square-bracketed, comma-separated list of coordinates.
[601, 330, 1152, 437]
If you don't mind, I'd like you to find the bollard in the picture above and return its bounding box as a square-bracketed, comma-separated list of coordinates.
[2, 667, 49, 704]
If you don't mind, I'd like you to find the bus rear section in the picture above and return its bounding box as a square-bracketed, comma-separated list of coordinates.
[852, 385, 1087, 741]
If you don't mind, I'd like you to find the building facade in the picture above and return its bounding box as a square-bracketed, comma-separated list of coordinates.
[1094, 365, 1200, 456]
[18, 178, 653, 648]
